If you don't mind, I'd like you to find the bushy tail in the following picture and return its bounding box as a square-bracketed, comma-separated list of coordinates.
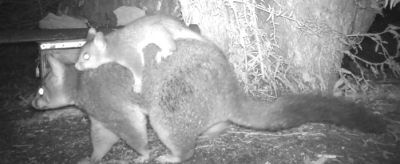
[229, 94, 387, 133]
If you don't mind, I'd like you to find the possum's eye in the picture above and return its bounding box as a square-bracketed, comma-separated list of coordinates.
[83, 53, 90, 60]
[38, 87, 44, 96]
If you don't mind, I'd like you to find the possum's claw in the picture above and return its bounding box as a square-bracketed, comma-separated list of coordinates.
[155, 154, 182, 163]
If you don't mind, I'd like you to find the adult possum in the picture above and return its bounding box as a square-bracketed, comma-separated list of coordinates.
[32, 39, 386, 163]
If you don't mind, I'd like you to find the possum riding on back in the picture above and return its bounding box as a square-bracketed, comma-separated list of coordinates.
[74, 15, 206, 93]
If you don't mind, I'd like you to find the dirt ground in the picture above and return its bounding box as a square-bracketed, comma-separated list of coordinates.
[0, 43, 400, 164]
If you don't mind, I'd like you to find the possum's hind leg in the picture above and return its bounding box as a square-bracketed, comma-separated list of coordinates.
[153, 128, 196, 163]
[150, 114, 196, 163]
[119, 106, 150, 163]
[151, 26, 177, 63]
[88, 117, 120, 163]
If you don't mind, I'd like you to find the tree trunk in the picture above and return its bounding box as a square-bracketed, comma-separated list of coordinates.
[180, 0, 379, 96]
[272, 0, 376, 93]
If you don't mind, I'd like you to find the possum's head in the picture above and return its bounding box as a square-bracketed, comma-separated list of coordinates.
[32, 55, 76, 109]
[75, 28, 108, 71]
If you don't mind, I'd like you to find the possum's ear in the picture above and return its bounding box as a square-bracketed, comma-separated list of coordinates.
[93, 32, 106, 50]
[87, 28, 97, 40]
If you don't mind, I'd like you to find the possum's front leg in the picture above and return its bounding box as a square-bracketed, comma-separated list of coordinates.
[129, 65, 143, 93]
[120, 51, 144, 93]
[153, 28, 177, 63]
[76, 117, 120, 164]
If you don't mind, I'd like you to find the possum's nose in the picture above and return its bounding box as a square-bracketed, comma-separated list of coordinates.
[31, 98, 41, 109]
[75, 63, 83, 70]
[31, 96, 48, 110]
[31, 99, 37, 108]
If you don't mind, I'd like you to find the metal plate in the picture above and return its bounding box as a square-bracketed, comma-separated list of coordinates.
[39, 39, 86, 50]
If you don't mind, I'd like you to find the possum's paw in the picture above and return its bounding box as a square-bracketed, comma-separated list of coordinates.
[155, 154, 182, 163]
[162, 50, 173, 59]
[156, 51, 173, 63]
[133, 154, 149, 163]
[133, 83, 142, 93]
